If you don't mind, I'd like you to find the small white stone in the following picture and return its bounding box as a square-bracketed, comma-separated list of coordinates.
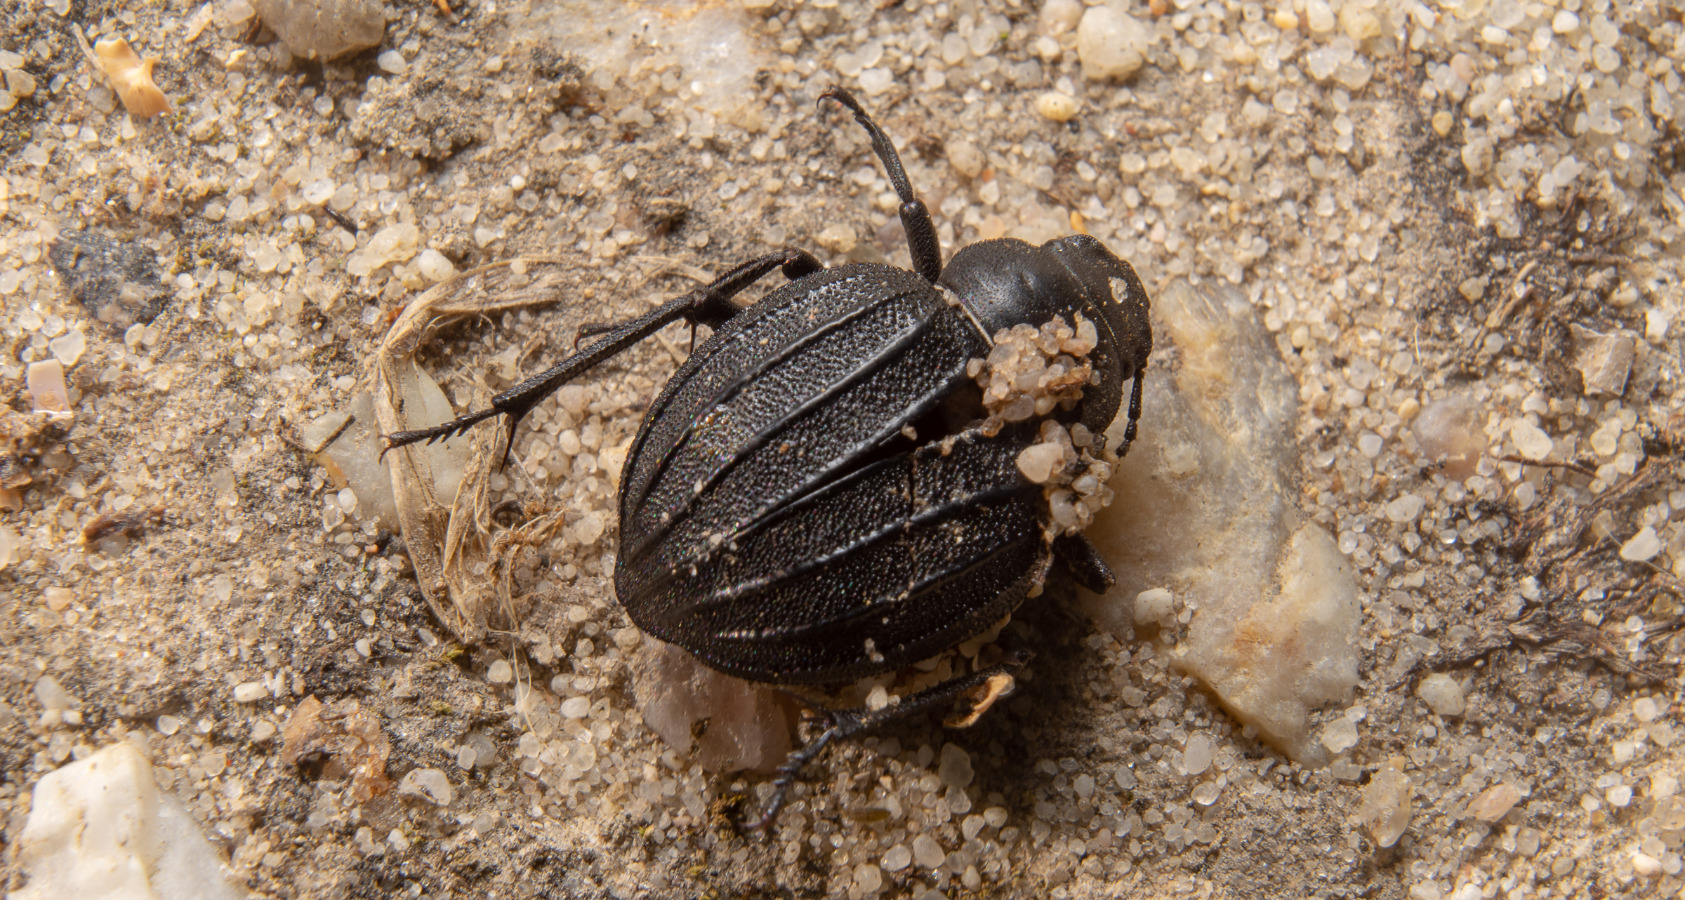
[1385, 494, 1425, 524]
[854, 863, 883, 893]
[1467, 783, 1522, 822]
[1304, 0, 1336, 33]
[486, 660, 513, 683]
[1015, 441, 1065, 484]
[1510, 420, 1553, 461]
[938, 743, 974, 790]
[1360, 757, 1413, 848]
[947, 139, 985, 179]
[232, 682, 268, 703]
[1634, 697, 1663, 722]
[1076, 5, 1149, 81]
[1132, 587, 1174, 627]
[1183, 734, 1213, 775]
[48, 328, 85, 367]
[1632, 852, 1663, 876]
[398, 767, 454, 806]
[1073, 772, 1095, 799]
[415, 248, 457, 283]
[561, 697, 591, 719]
[376, 50, 407, 75]
[1619, 527, 1663, 562]
[1552, 10, 1580, 33]
[1035, 91, 1079, 122]
[858, 67, 894, 96]
[1607, 784, 1634, 807]
[1321, 718, 1359, 754]
[882, 843, 912, 872]
[1417, 674, 1465, 717]
[911, 833, 945, 869]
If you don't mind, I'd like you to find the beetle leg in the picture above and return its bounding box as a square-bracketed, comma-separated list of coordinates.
[382, 248, 824, 465]
[741, 649, 1032, 833]
[1052, 533, 1115, 593]
[819, 86, 943, 285]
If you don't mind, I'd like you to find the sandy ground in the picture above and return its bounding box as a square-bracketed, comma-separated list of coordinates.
[2, 1, 1683, 898]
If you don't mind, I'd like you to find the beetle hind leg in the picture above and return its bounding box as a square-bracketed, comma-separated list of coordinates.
[381, 248, 824, 466]
[741, 650, 1032, 833]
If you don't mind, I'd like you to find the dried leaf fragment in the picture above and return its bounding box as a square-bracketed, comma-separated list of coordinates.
[94, 38, 170, 118]
[280, 695, 392, 802]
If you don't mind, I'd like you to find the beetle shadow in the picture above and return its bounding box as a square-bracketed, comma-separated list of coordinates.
[851, 579, 1120, 820]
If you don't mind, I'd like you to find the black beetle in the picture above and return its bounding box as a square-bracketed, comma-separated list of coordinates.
[387, 87, 1153, 828]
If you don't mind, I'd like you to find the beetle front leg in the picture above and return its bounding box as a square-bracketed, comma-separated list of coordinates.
[382, 247, 823, 465]
[741, 650, 1031, 833]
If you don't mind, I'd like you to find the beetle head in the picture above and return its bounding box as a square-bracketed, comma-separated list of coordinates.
[940, 235, 1152, 436]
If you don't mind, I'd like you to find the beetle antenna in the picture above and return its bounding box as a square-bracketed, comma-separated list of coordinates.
[818, 85, 943, 284]
[1117, 366, 1145, 458]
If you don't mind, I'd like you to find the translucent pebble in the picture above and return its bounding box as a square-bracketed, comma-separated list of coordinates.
[156, 714, 182, 735]
[1074, 773, 1095, 799]
[1321, 718, 1359, 753]
[1076, 5, 1149, 81]
[398, 768, 454, 806]
[1183, 734, 1213, 775]
[1467, 783, 1521, 822]
[938, 743, 974, 790]
[858, 67, 894, 97]
[1510, 420, 1553, 461]
[854, 863, 883, 893]
[1015, 442, 1065, 484]
[48, 328, 85, 367]
[1607, 784, 1633, 807]
[376, 50, 406, 74]
[1386, 494, 1425, 524]
[982, 806, 1008, 828]
[1132, 587, 1174, 627]
[561, 697, 591, 718]
[1304, 0, 1335, 32]
[947, 139, 984, 179]
[233, 682, 268, 703]
[1417, 674, 1465, 717]
[1552, 10, 1580, 33]
[882, 844, 912, 872]
[487, 660, 514, 684]
[416, 248, 457, 283]
[1192, 781, 1222, 806]
[1634, 698, 1663, 722]
[912, 834, 945, 869]
[1039, 0, 1082, 36]
[302, 179, 334, 204]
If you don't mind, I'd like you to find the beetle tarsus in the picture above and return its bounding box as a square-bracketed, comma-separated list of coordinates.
[819, 85, 943, 284]
[740, 652, 1032, 833]
[380, 408, 502, 459]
